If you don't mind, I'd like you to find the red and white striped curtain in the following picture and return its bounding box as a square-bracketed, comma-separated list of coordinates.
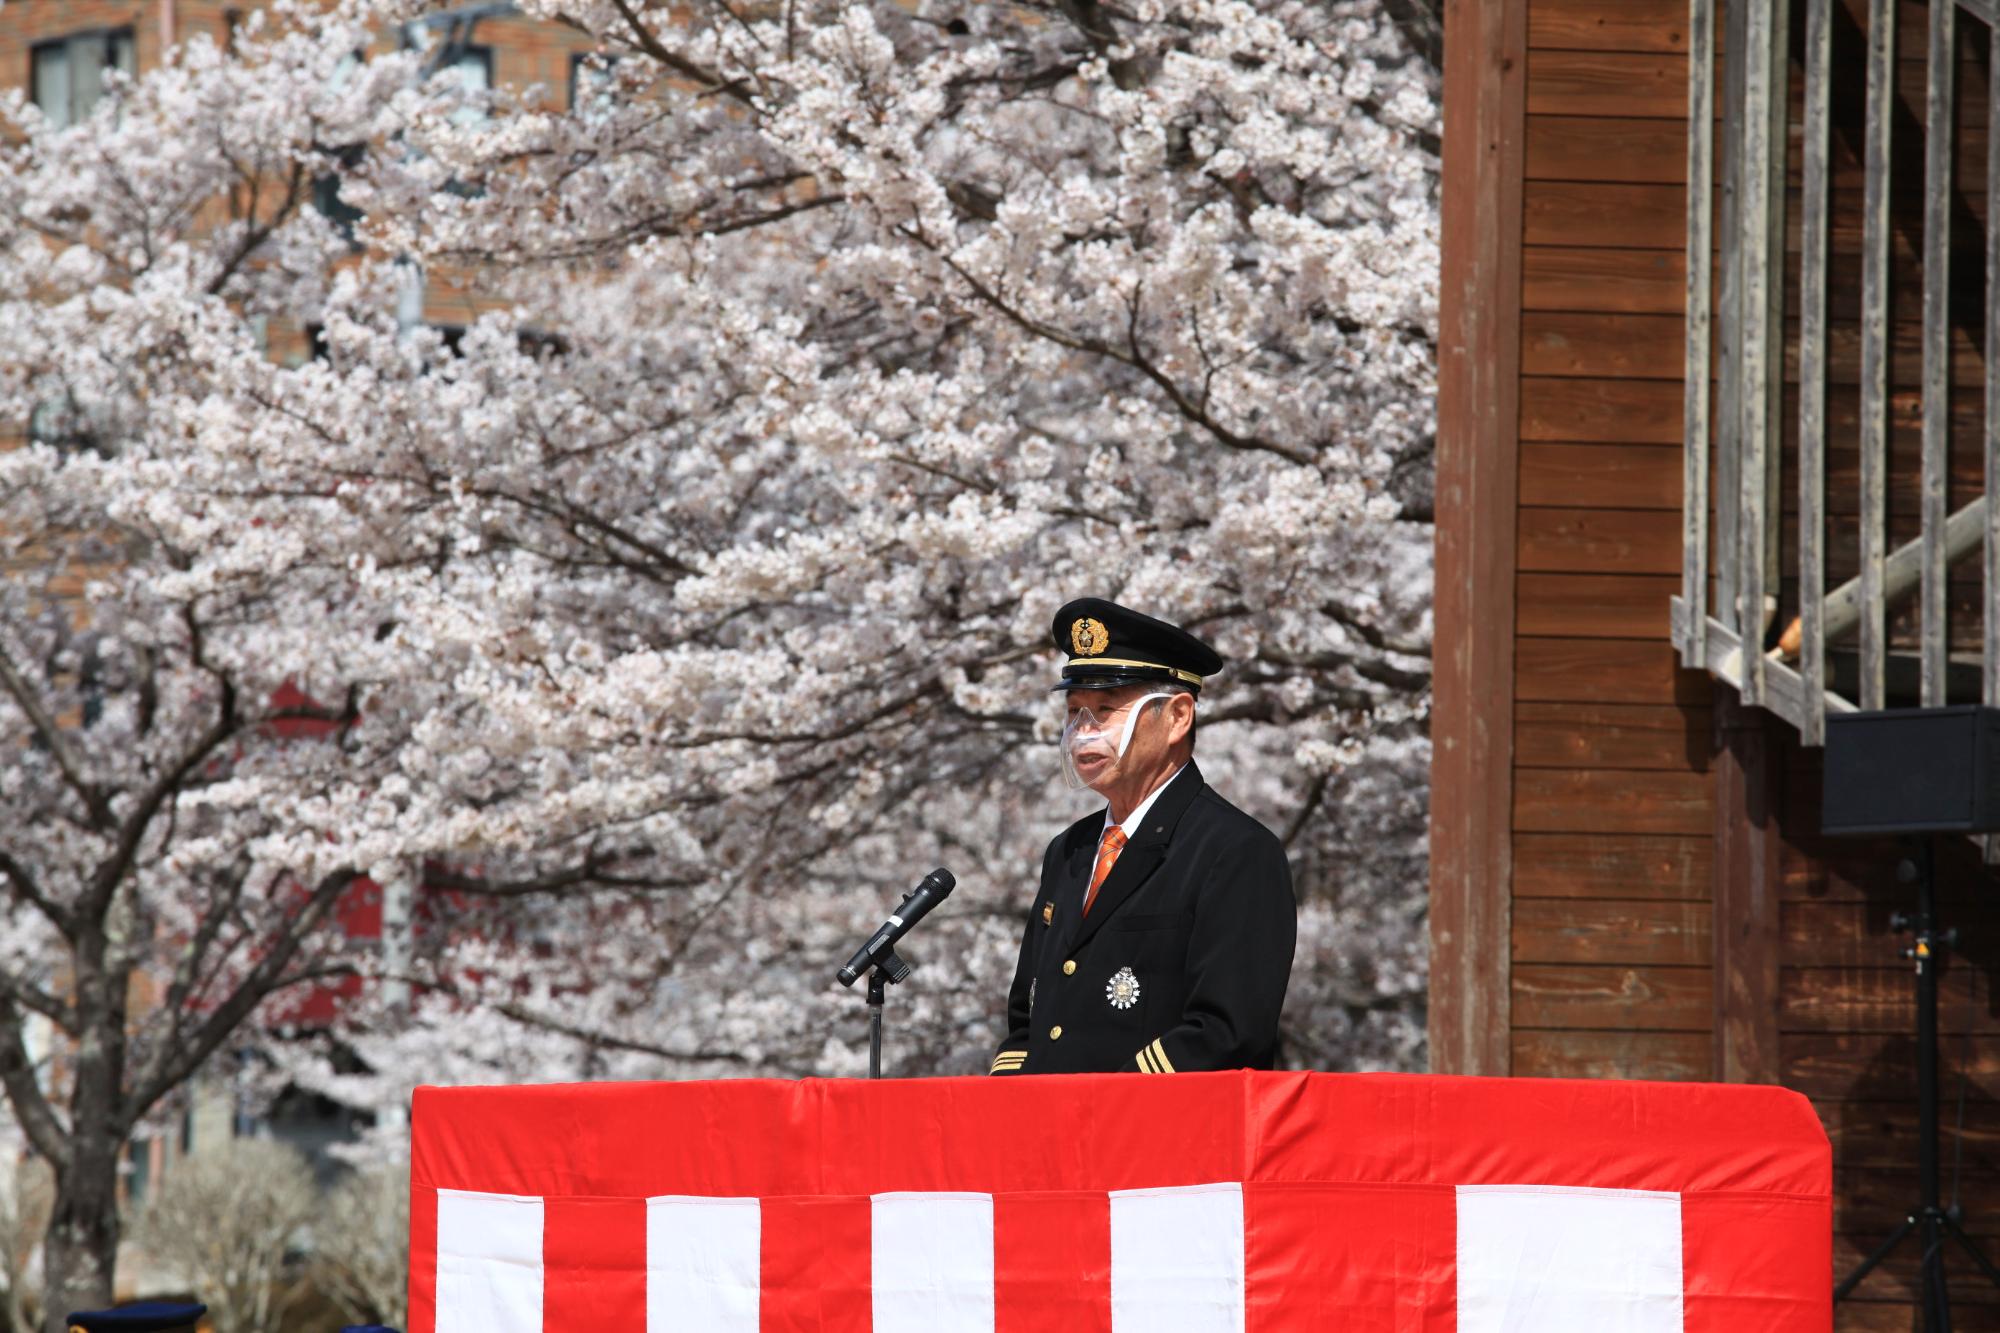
[408, 1070, 1831, 1330]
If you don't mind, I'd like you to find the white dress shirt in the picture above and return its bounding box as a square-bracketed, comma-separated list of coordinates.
[1099, 762, 1188, 844]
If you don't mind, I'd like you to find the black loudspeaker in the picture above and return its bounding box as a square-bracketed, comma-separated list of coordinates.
[1822, 706, 2000, 836]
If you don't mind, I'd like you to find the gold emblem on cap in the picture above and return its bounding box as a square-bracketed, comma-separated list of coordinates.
[1071, 617, 1110, 656]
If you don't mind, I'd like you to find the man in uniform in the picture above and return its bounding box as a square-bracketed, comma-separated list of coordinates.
[990, 598, 1296, 1075]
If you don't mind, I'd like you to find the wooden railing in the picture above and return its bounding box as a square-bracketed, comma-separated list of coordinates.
[1672, 0, 2000, 746]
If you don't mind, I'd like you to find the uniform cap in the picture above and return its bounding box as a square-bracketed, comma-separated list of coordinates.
[1049, 598, 1223, 693]
[66, 1302, 207, 1332]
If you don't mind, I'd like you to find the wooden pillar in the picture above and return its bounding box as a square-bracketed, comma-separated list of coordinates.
[1430, 0, 1526, 1077]
[1713, 686, 1783, 1084]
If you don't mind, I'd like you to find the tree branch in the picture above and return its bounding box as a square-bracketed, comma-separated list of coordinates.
[424, 855, 699, 901]
[608, 0, 760, 106]
[125, 864, 353, 1120]
[80, 677, 239, 924]
[923, 241, 1317, 468]
[149, 859, 251, 1060]
[0, 847, 74, 938]
[489, 999, 752, 1066]
[1253, 646, 1431, 694]
[0, 996, 68, 1168]
[0, 640, 109, 828]
[206, 159, 306, 296]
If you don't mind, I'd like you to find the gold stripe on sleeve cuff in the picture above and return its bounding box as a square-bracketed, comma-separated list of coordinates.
[990, 1050, 1027, 1073]
[1140, 1038, 1174, 1073]
[1135, 1043, 1160, 1073]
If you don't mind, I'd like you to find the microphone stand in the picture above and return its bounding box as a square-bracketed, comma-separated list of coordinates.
[838, 869, 951, 1078]
[864, 950, 912, 1079]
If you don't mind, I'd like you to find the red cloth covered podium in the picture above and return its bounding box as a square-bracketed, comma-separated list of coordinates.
[408, 1071, 1830, 1331]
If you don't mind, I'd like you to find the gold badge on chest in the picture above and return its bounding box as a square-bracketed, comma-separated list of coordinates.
[1107, 966, 1141, 1010]
[1041, 900, 1054, 926]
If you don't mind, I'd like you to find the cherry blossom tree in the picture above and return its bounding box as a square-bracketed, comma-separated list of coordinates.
[0, 0, 1435, 1319]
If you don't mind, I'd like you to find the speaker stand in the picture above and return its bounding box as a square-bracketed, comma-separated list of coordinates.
[1834, 840, 2000, 1329]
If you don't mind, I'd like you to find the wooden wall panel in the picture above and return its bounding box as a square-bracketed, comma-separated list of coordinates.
[1835, 1250, 2000, 1316]
[1785, 1033, 2000, 1103]
[1515, 701, 1711, 769]
[1519, 377, 1683, 443]
[1517, 572, 1678, 638]
[1518, 508, 1681, 573]
[1513, 963, 1712, 1029]
[1526, 117, 1686, 183]
[1429, 0, 1529, 1078]
[1512, 0, 1716, 1133]
[1525, 51, 1691, 119]
[1513, 897, 1712, 964]
[1518, 444, 1681, 508]
[1782, 967, 1994, 1032]
[1517, 638, 1708, 704]
[1785, 898, 2000, 965]
[1713, 697, 1781, 1085]
[1512, 0, 1719, 1114]
[1522, 246, 1686, 312]
[1514, 833, 1711, 898]
[1520, 314, 1680, 382]
[1527, 0, 1694, 53]
[1515, 768, 1712, 836]
[1525, 181, 1687, 249]
[1821, 1100, 2000, 1171]
[1512, 1028, 1711, 1080]
[1522, 313, 1683, 378]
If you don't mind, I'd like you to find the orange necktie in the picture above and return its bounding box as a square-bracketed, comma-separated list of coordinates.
[1082, 826, 1127, 917]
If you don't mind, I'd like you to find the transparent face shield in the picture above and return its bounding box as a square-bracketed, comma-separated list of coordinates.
[1059, 692, 1174, 791]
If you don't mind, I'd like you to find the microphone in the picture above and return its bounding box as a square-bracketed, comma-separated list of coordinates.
[836, 868, 956, 986]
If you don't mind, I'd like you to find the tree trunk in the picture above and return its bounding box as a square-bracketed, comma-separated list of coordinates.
[41, 1140, 121, 1333]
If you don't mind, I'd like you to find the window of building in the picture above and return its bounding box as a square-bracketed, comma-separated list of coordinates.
[404, 35, 493, 195]
[407, 35, 491, 127]
[313, 143, 367, 243]
[431, 323, 468, 359]
[28, 390, 110, 456]
[122, 1135, 152, 1205]
[569, 52, 619, 122]
[314, 54, 368, 244]
[444, 44, 492, 131]
[400, 13, 493, 111]
[30, 28, 138, 130]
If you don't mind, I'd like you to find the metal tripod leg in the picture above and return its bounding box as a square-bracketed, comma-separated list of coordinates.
[1836, 1214, 1915, 1301]
[1945, 1213, 2000, 1289]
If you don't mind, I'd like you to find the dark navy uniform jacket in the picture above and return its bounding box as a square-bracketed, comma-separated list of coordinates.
[991, 763, 1296, 1075]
